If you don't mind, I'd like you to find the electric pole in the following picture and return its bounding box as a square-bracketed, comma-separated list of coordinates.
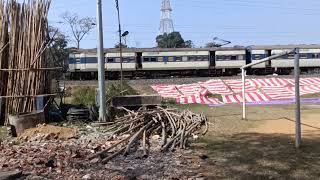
[115, 0, 123, 90]
[97, 0, 107, 122]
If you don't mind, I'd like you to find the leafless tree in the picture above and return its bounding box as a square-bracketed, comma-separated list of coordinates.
[61, 12, 95, 49]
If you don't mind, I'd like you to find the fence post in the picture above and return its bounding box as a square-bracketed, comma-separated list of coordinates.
[242, 68, 246, 120]
[294, 48, 301, 148]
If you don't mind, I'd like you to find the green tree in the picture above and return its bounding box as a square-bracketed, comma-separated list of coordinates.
[183, 40, 194, 48]
[156, 32, 193, 48]
[49, 26, 69, 70]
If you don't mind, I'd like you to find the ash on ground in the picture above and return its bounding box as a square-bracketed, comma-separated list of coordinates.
[0, 123, 209, 180]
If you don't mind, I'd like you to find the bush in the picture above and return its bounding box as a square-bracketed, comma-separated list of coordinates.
[106, 82, 138, 118]
[71, 87, 96, 106]
[71, 82, 137, 108]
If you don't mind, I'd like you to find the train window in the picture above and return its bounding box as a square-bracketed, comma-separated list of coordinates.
[311, 54, 319, 59]
[238, 55, 245, 60]
[123, 57, 129, 62]
[287, 53, 294, 59]
[130, 57, 135, 62]
[252, 54, 260, 60]
[158, 57, 164, 62]
[168, 57, 174, 62]
[175, 57, 182, 61]
[196, 56, 203, 61]
[115, 58, 121, 62]
[107, 58, 114, 63]
[76, 58, 80, 63]
[216, 55, 225, 61]
[188, 56, 196, 61]
[182, 56, 188, 61]
[144, 57, 150, 62]
[203, 56, 209, 61]
[151, 57, 157, 62]
[300, 54, 308, 59]
[231, 55, 237, 60]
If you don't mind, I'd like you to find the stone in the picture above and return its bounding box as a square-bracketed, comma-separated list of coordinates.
[90, 158, 100, 164]
[0, 171, 22, 180]
[138, 174, 152, 180]
[151, 135, 160, 140]
[195, 178, 205, 180]
[82, 174, 92, 180]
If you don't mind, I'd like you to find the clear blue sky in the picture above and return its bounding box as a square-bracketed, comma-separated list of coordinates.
[49, 0, 320, 48]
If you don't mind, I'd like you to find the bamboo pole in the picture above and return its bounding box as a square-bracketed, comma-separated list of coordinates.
[0, 0, 54, 125]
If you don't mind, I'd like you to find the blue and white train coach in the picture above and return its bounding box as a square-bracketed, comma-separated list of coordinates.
[140, 49, 210, 76]
[67, 45, 320, 79]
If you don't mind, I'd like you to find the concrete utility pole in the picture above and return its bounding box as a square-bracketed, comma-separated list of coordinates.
[241, 68, 246, 120]
[96, 0, 106, 122]
[294, 48, 301, 148]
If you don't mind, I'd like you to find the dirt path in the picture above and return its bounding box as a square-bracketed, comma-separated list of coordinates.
[248, 114, 320, 138]
[247, 104, 320, 137]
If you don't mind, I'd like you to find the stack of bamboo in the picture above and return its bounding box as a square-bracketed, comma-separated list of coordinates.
[0, 0, 55, 125]
[0, 0, 9, 98]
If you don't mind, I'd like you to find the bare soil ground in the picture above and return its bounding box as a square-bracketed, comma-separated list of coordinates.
[2, 78, 319, 179]
[174, 104, 320, 179]
[128, 78, 320, 179]
[20, 124, 78, 141]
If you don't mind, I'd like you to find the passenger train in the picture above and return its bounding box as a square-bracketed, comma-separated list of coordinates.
[68, 45, 320, 80]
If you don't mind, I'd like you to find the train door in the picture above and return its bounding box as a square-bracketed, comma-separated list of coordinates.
[209, 51, 215, 67]
[246, 49, 251, 64]
[164, 57, 168, 64]
[74, 54, 81, 70]
[266, 50, 272, 66]
[136, 52, 142, 69]
[81, 54, 86, 70]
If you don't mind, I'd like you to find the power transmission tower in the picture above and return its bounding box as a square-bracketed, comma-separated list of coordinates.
[159, 0, 174, 35]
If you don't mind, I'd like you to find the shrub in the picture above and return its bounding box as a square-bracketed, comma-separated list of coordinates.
[71, 87, 96, 106]
[71, 82, 137, 108]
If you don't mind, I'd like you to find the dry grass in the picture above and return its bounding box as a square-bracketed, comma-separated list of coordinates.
[174, 104, 320, 179]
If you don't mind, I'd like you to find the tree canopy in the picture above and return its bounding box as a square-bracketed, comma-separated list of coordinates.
[156, 32, 194, 48]
[49, 26, 69, 71]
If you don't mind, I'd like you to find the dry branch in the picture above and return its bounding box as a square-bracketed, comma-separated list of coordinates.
[90, 107, 209, 163]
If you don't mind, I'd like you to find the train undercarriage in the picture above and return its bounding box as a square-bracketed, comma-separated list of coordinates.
[67, 67, 320, 80]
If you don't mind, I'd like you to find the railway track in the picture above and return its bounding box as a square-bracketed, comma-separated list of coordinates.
[63, 74, 318, 87]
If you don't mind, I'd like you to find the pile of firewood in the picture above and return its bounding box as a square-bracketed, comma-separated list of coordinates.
[89, 107, 209, 163]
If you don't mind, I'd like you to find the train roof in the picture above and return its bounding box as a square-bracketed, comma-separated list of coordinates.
[250, 44, 320, 50]
[70, 47, 247, 54]
[69, 44, 320, 54]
